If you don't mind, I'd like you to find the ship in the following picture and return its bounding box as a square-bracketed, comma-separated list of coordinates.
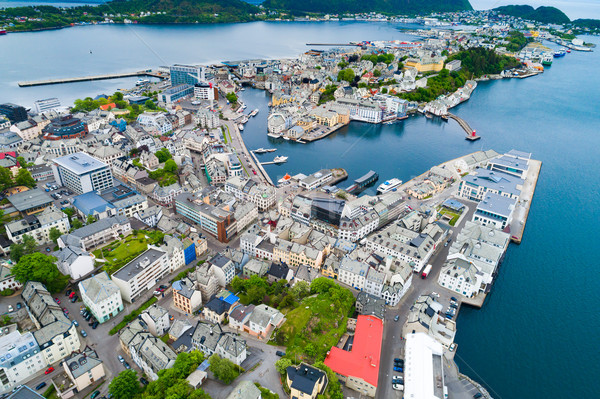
[553, 50, 566, 58]
[254, 148, 276, 154]
[0, 30, 7, 35]
[273, 156, 288, 163]
[238, 124, 244, 131]
[250, 109, 259, 117]
[376, 178, 403, 194]
[345, 170, 379, 195]
[135, 78, 149, 86]
[542, 53, 553, 66]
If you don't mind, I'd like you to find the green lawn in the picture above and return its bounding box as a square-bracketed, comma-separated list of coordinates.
[438, 207, 461, 226]
[93, 232, 150, 274]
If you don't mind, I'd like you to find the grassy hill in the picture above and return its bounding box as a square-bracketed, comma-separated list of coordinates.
[494, 5, 570, 24]
[262, 0, 473, 15]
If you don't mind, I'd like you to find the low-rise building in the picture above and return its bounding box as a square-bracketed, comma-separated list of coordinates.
[140, 304, 170, 337]
[245, 304, 284, 339]
[172, 277, 203, 315]
[5, 206, 70, 245]
[473, 192, 516, 230]
[58, 215, 131, 251]
[79, 272, 123, 323]
[53, 246, 95, 280]
[458, 168, 523, 202]
[286, 363, 328, 399]
[175, 193, 237, 243]
[56, 347, 105, 398]
[403, 295, 456, 348]
[202, 297, 231, 324]
[243, 259, 269, 278]
[338, 258, 369, 290]
[208, 254, 236, 287]
[225, 380, 261, 399]
[0, 330, 47, 394]
[403, 332, 446, 399]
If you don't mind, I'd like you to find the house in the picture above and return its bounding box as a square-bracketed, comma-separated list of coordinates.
[294, 264, 319, 286]
[130, 334, 177, 381]
[193, 265, 220, 303]
[245, 304, 284, 339]
[0, 331, 47, 394]
[5, 205, 70, 245]
[189, 322, 247, 365]
[228, 304, 255, 332]
[54, 347, 106, 398]
[202, 297, 232, 324]
[402, 294, 456, 348]
[79, 272, 123, 323]
[208, 253, 236, 287]
[243, 259, 269, 278]
[225, 380, 261, 399]
[140, 304, 170, 337]
[53, 246, 95, 280]
[337, 258, 369, 290]
[172, 277, 203, 315]
[58, 215, 131, 251]
[134, 205, 163, 228]
[286, 363, 328, 399]
[266, 262, 293, 283]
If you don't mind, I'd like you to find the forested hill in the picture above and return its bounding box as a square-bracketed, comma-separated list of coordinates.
[493, 5, 570, 24]
[261, 0, 473, 15]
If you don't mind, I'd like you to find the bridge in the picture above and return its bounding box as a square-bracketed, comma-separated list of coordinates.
[18, 70, 166, 87]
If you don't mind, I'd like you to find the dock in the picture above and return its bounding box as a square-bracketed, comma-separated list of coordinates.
[447, 112, 481, 140]
[248, 150, 274, 186]
[509, 159, 542, 244]
[18, 70, 165, 87]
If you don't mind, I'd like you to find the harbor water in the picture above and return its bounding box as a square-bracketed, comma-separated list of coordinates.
[0, 21, 598, 398]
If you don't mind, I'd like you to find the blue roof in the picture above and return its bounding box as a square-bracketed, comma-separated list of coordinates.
[475, 192, 516, 218]
[463, 169, 523, 196]
[218, 291, 239, 305]
[72, 192, 114, 216]
[443, 199, 465, 211]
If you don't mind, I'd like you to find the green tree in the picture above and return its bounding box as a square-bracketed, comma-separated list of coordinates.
[290, 281, 310, 301]
[155, 148, 172, 163]
[226, 93, 238, 105]
[164, 159, 178, 173]
[62, 207, 75, 221]
[86, 214, 96, 225]
[15, 168, 36, 188]
[71, 219, 83, 229]
[112, 91, 124, 101]
[373, 69, 381, 77]
[337, 68, 355, 82]
[22, 234, 37, 255]
[109, 370, 140, 399]
[275, 358, 292, 374]
[49, 227, 62, 244]
[9, 243, 24, 263]
[0, 167, 14, 190]
[145, 99, 157, 110]
[0, 315, 12, 326]
[208, 354, 239, 384]
[12, 253, 68, 293]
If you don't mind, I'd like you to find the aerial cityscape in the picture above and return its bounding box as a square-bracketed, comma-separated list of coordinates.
[0, 1, 598, 399]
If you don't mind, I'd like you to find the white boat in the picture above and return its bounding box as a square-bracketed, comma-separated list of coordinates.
[376, 178, 403, 194]
[238, 124, 244, 131]
[254, 148, 267, 153]
[250, 109, 259, 117]
[135, 78, 149, 86]
[273, 156, 288, 163]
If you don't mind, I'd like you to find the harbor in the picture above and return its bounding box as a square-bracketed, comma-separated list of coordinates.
[17, 70, 166, 87]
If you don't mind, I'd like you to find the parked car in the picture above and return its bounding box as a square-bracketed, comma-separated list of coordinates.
[275, 351, 286, 357]
[118, 355, 124, 363]
[392, 384, 404, 391]
[73, 320, 79, 327]
[35, 382, 47, 391]
[394, 358, 403, 363]
[393, 366, 403, 372]
[140, 378, 149, 386]
[394, 315, 399, 322]
[7, 305, 13, 312]
[392, 378, 403, 384]
[91, 391, 101, 399]
[450, 303, 458, 309]
[16, 302, 22, 310]
[45, 367, 55, 374]
[92, 321, 99, 329]
[451, 297, 458, 302]
[159, 285, 168, 290]
[124, 362, 131, 370]
[473, 394, 482, 399]
[81, 330, 87, 337]
[66, 289, 72, 296]
[54, 298, 61, 304]
[393, 375, 403, 383]
[70, 295, 78, 303]
[63, 308, 69, 315]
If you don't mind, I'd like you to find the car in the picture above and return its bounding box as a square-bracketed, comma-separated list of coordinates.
[252, 170, 257, 175]
[392, 384, 404, 391]
[92, 321, 99, 329]
[444, 241, 449, 247]
[35, 382, 47, 391]
[392, 378, 403, 384]
[7, 305, 13, 312]
[66, 289, 72, 296]
[159, 285, 168, 289]
[169, 315, 174, 321]
[140, 377, 149, 385]
[393, 366, 403, 372]
[124, 362, 131, 369]
[473, 394, 482, 399]
[70, 295, 78, 303]
[73, 320, 79, 327]
[275, 351, 286, 357]
[91, 390, 101, 399]
[45, 367, 55, 374]
[85, 314, 92, 322]
[451, 297, 458, 302]
[445, 314, 454, 319]
[157, 287, 165, 292]
[394, 315, 399, 322]
[81, 329, 87, 337]
[431, 292, 440, 298]
[450, 303, 458, 309]
[16, 302, 22, 310]
[393, 375, 403, 382]
[118, 355, 124, 363]
[449, 343, 457, 352]
[69, 292, 76, 299]
[153, 291, 161, 296]
[63, 308, 69, 314]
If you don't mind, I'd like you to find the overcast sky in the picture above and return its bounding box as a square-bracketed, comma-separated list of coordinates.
[470, 0, 600, 20]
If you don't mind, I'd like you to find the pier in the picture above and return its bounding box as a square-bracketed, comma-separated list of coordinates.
[447, 112, 481, 140]
[18, 70, 165, 87]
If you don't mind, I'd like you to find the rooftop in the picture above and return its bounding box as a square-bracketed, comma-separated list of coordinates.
[112, 248, 167, 281]
[8, 188, 53, 212]
[53, 152, 108, 175]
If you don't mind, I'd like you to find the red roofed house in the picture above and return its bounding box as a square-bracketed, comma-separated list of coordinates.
[100, 103, 117, 111]
[0, 152, 19, 176]
[324, 315, 383, 397]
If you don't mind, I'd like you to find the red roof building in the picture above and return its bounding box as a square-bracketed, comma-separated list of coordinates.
[324, 315, 383, 397]
[99, 103, 117, 111]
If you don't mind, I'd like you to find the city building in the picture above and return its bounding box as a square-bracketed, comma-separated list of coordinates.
[9, 120, 41, 141]
[202, 297, 232, 324]
[403, 295, 456, 348]
[33, 98, 61, 114]
[57, 215, 131, 251]
[7, 188, 53, 215]
[473, 192, 516, 230]
[0, 330, 47, 394]
[224, 176, 276, 211]
[111, 247, 171, 303]
[158, 84, 194, 104]
[403, 332, 446, 399]
[0, 103, 27, 123]
[136, 113, 172, 135]
[324, 315, 383, 397]
[170, 64, 205, 86]
[53, 246, 95, 280]
[78, 272, 124, 324]
[486, 150, 531, 179]
[299, 169, 332, 191]
[243, 259, 269, 278]
[194, 82, 217, 100]
[175, 193, 237, 243]
[172, 277, 203, 315]
[130, 333, 177, 381]
[458, 168, 523, 202]
[245, 304, 284, 339]
[52, 152, 114, 195]
[55, 347, 105, 397]
[225, 380, 261, 399]
[337, 257, 369, 290]
[189, 322, 247, 365]
[140, 304, 170, 337]
[42, 115, 88, 141]
[5, 206, 70, 245]
[286, 363, 328, 399]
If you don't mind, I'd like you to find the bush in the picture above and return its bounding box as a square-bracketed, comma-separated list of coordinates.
[0, 289, 14, 296]
[109, 297, 157, 335]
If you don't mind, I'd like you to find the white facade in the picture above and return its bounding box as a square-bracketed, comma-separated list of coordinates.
[404, 333, 446, 399]
[5, 206, 70, 245]
[38, 323, 81, 365]
[140, 305, 171, 337]
[34, 98, 61, 114]
[52, 152, 114, 195]
[136, 113, 172, 135]
[0, 331, 47, 394]
[338, 258, 369, 290]
[79, 272, 124, 323]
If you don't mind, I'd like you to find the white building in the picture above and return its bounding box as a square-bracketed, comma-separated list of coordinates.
[52, 152, 114, 195]
[224, 176, 276, 211]
[473, 192, 516, 230]
[337, 258, 369, 290]
[208, 254, 236, 287]
[136, 112, 172, 135]
[0, 330, 47, 394]
[140, 304, 170, 337]
[53, 246, 95, 280]
[298, 169, 332, 191]
[79, 271, 124, 323]
[5, 205, 70, 245]
[404, 333, 446, 399]
[194, 82, 217, 100]
[111, 247, 171, 303]
[33, 98, 61, 114]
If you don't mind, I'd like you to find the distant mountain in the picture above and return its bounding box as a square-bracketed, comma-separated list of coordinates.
[493, 5, 570, 24]
[261, 0, 473, 15]
[573, 19, 600, 29]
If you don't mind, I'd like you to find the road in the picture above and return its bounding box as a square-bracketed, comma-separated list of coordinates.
[375, 198, 478, 399]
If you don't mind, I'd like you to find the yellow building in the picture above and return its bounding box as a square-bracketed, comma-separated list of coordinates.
[272, 92, 296, 106]
[309, 106, 339, 127]
[404, 56, 446, 73]
[286, 363, 328, 399]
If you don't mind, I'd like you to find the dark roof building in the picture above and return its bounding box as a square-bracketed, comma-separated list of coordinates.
[0, 103, 27, 123]
[42, 115, 88, 140]
[286, 363, 327, 399]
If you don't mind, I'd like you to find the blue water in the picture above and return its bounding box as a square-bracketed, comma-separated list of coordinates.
[0, 21, 598, 398]
[0, 0, 101, 8]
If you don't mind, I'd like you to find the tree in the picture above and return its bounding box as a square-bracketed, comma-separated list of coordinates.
[71, 219, 83, 229]
[86, 214, 96, 225]
[164, 159, 178, 173]
[208, 354, 239, 384]
[9, 243, 24, 263]
[0, 167, 14, 190]
[226, 92, 238, 105]
[62, 207, 75, 221]
[373, 69, 381, 77]
[15, 168, 36, 188]
[12, 253, 68, 293]
[49, 227, 62, 244]
[337, 68, 355, 83]
[290, 281, 309, 301]
[275, 358, 292, 374]
[145, 99, 157, 110]
[112, 91, 124, 101]
[155, 148, 172, 163]
[109, 370, 140, 399]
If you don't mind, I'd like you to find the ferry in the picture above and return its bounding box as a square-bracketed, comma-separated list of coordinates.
[254, 148, 276, 154]
[249, 109, 259, 117]
[553, 50, 566, 58]
[542, 53, 553, 66]
[273, 156, 288, 163]
[376, 178, 403, 195]
[238, 124, 244, 131]
[135, 78, 149, 86]
[0, 30, 7, 35]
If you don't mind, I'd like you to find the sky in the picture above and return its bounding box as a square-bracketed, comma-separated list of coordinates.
[470, 0, 600, 20]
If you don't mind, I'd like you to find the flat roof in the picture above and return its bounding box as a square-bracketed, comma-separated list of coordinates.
[53, 152, 108, 175]
[404, 332, 445, 399]
[324, 315, 382, 387]
[112, 248, 166, 281]
[476, 192, 516, 217]
[8, 188, 52, 211]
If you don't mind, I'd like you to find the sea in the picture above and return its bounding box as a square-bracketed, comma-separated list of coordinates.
[0, 20, 598, 399]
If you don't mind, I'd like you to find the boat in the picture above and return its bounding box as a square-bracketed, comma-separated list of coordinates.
[566, 49, 571, 53]
[345, 170, 379, 195]
[377, 178, 403, 195]
[135, 78, 149, 86]
[278, 173, 292, 184]
[249, 109, 259, 117]
[0, 30, 7, 35]
[254, 148, 267, 153]
[238, 124, 244, 131]
[542, 53, 553, 66]
[273, 156, 288, 163]
[553, 50, 566, 58]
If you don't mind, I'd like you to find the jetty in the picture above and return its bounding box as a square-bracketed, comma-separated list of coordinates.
[18, 70, 165, 87]
[447, 113, 481, 140]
